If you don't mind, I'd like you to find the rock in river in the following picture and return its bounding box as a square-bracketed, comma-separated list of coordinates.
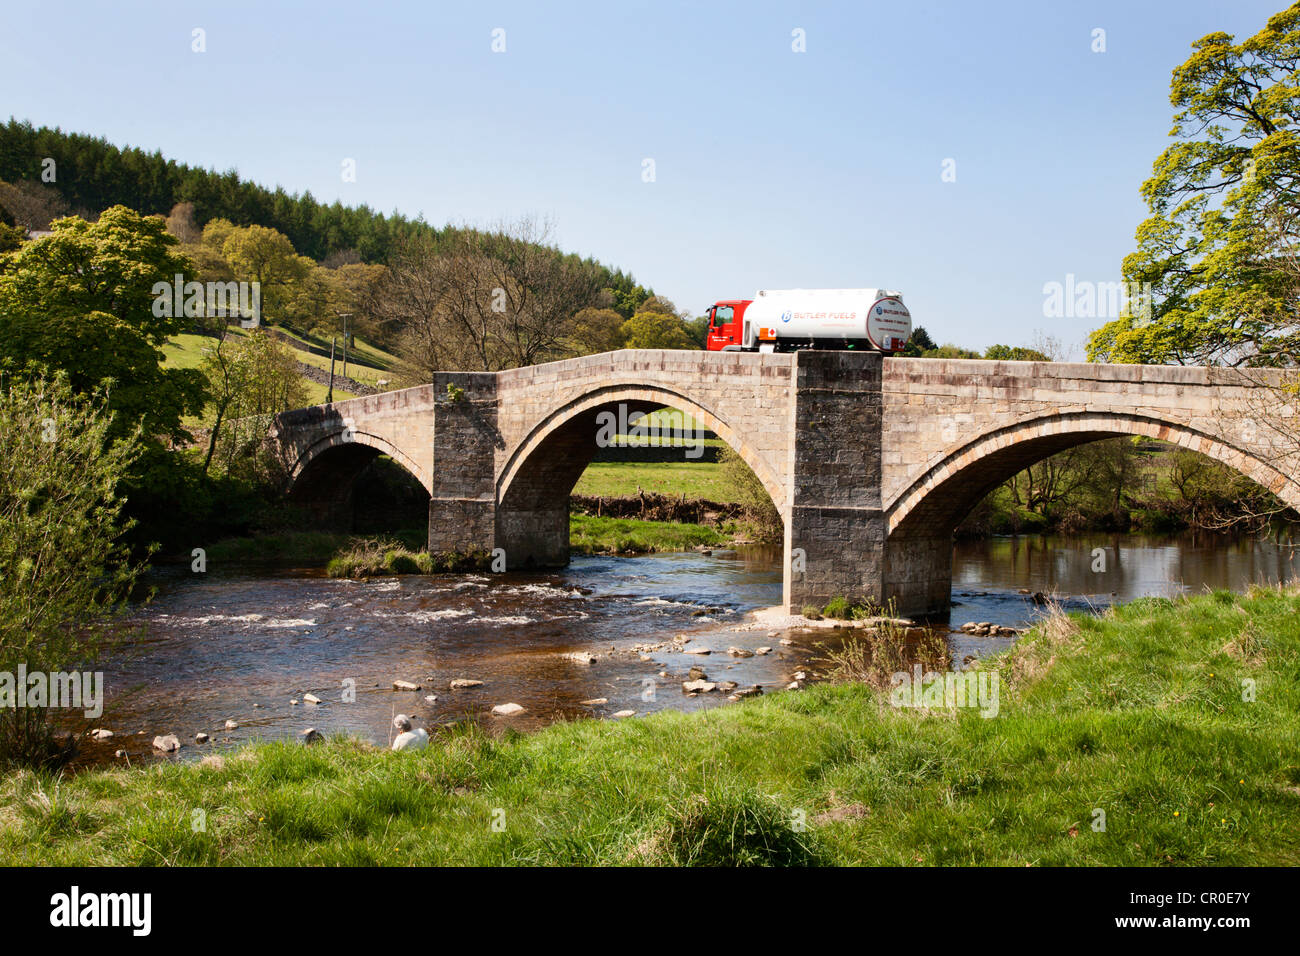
[392, 680, 421, 692]
[492, 702, 526, 717]
[152, 734, 181, 753]
[681, 679, 717, 693]
[449, 678, 484, 689]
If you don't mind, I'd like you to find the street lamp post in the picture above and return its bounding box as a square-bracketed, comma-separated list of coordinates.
[337, 312, 352, 380]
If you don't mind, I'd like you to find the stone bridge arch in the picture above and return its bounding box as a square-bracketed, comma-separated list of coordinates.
[886, 410, 1299, 538]
[270, 387, 439, 530]
[493, 383, 788, 566]
[425, 352, 798, 570]
[878, 366, 1300, 615]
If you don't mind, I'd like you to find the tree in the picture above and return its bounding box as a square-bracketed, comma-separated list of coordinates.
[902, 325, 937, 356]
[0, 371, 145, 767]
[717, 445, 782, 541]
[220, 223, 310, 323]
[984, 344, 1052, 362]
[0, 222, 23, 253]
[923, 343, 982, 359]
[164, 201, 201, 244]
[0, 206, 206, 444]
[570, 307, 626, 354]
[0, 179, 71, 231]
[1088, 4, 1300, 366]
[201, 330, 308, 478]
[383, 218, 606, 377]
[621, 310, 697, 350]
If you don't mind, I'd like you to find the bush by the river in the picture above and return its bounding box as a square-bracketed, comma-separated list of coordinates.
[0, 371, 145, 769]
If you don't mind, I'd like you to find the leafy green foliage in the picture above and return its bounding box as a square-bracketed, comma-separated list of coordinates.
[716, 445, 781, 540]
[0, 206, 206, 444]
[984, 344, 1051, 362]
[0, 372, 145, 767]
[200, 329, 308, 479]
[1088, 5, 1300, 366]
[620, 310, 696, 350]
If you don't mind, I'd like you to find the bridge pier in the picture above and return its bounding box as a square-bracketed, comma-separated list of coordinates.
[783, 352, 890, 612]
[883, 535, 954, 618]
[427, 372, 500, 558]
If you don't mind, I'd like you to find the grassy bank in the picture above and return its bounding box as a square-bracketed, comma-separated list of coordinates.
[4, 585, 1297, 865]
[569, 514, 732, 554]
[205, 515, 740, 576]
[573, 461, 733, 501]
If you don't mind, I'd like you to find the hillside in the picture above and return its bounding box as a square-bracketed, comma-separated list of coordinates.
[0, 119, 649, 309]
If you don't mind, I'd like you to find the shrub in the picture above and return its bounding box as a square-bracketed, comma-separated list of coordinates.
[648, 788, 825, 866]
[0, 370, 146, 768]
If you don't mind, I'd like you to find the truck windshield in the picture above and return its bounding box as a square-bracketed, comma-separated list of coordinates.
[714, 305, 734, 326]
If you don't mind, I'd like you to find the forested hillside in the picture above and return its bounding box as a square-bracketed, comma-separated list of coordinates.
[0, 119, 647, 306]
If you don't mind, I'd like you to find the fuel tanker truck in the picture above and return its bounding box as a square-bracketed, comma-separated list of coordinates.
[703, 288, 912, 353]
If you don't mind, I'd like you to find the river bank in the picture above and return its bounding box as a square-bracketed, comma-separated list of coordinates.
[197, 514, 757, 575]
[4, 583, 1296, 865]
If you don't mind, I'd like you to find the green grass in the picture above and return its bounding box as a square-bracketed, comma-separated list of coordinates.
[4, 584, 1297, 865]
[573, 461, 733, 501]
[161, 327, 365, 417]
[287, 345, 393, 389]
[274, 327, 398, 372]
[569, 514, 731, 553]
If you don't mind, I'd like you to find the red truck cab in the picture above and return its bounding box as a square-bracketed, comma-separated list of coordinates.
[704, 299, 753, 351]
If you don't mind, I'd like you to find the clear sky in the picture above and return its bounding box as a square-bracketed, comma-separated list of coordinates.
[1, 0, 1284, 354]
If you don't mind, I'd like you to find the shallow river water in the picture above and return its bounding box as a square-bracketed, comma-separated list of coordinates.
[78, 533, 1297, 766]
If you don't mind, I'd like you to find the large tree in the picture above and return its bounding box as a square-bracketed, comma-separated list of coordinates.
[1088, 3, 1300, 366]
[0, 205, 206, 443]
[382, 218, 606, 378]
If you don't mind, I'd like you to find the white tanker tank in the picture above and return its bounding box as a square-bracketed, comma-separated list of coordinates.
[704, 288, 913, 353]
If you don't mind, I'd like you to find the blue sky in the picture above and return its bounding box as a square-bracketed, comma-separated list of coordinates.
[1, 0, 1283, 354]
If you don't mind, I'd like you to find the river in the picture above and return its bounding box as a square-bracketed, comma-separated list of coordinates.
[77, 532, 1297, 766]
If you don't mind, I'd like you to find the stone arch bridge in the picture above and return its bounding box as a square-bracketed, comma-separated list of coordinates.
[269, 350, 1299, 617]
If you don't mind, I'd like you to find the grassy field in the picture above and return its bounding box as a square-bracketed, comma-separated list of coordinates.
[569, 514, 730, 553]
[573, 461, 733, 501]
[160, 327, 404, 419]
[3, 584, 1297, 865]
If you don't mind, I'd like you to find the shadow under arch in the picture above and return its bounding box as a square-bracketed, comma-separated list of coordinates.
[286, 429, 431, 532]
[495, 384, 786, 568]
[882, 410, 1300, 614]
